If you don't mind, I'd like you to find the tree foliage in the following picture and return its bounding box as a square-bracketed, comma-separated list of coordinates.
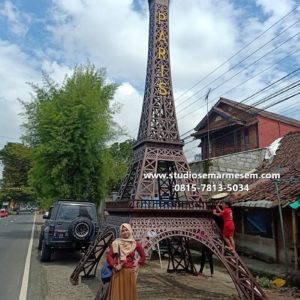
[0, 143, 33, 204]
[104, 139, 134, 195]
[21, 64, 118, 207]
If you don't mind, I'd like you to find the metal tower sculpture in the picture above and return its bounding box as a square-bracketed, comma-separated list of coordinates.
[117, 0, 202, 204]
[71, 1, 267, 299]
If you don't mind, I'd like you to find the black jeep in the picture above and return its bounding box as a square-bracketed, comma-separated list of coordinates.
[38, 201, 99, 262]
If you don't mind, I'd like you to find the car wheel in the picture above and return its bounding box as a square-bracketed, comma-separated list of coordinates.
[38, 232, 43, 250]
[69, 217, 94, 242]
[41, 241, 51, 262]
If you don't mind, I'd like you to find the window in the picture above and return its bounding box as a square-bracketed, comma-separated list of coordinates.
[57, 204, 95, 221]
[244, 128, 249, 145]
[244, 210, 273, 238]
[232, 208, 242, 233]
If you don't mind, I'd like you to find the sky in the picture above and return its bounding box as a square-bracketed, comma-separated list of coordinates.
[0, 0, 299, 166]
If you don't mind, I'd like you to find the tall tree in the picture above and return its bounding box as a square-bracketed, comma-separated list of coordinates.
[0, 143, 33, 205]
[104, 139, 134, 195]
[21, 64, 118, 207]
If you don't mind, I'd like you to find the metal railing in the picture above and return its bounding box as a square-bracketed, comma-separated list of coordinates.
[105, 199, 217, 211]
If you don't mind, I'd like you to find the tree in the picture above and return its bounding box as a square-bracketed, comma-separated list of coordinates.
[0, 143, 33, 205]
[21, 63, 118, 207]
[104, 139, 134, 195]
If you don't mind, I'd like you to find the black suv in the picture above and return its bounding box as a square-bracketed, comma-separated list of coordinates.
[38, 201, 99, 262]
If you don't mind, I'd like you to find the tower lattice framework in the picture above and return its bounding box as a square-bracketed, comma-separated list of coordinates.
[117, 0, 201, 204]
[71, 1, 268, 299]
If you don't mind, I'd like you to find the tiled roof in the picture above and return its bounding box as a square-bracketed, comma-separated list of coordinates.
[194, 98, 300, 132]
[219, 98, 300, 127]
[230, 131, 300, 207]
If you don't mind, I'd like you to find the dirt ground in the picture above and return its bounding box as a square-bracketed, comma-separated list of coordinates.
[138, 259, 300, 300]
[32, 215, 299, 299]
[38, 250, 300, 300]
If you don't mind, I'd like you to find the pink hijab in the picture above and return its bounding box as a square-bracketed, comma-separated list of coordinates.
[112, 223, 136, 262]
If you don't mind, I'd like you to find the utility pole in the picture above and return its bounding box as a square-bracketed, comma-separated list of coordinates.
[274, 180, 288, 273]
[206, 88, 211, 160]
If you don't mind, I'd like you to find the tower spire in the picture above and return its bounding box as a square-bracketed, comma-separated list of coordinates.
[117, 0, 202, 204]
[137, 0, 182, 147]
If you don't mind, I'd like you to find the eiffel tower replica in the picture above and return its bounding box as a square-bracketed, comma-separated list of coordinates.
[71, 1, 267, 299]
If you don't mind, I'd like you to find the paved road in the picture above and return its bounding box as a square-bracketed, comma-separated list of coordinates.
[0, 212, 35, 300]
[27, 215, 97, 300]
[7, 214, 293, 300]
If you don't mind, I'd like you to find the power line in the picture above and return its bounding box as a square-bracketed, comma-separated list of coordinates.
[177, 31, 300, 120]
[179, 60, 300, 139]
[191, 90, 300, 153]
[130, 8, 300, 138]
[175, 21, 300, 113]
[280, 102, 300, 113]
[240, 65, 300, 104]
[222, 48, 300, 100]
[181, 79, 300, 148]
[248, 78, 300, 106]
[174, 5, 300, 107]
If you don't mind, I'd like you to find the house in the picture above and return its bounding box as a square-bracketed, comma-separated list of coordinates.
[191, 97, 300, 160]
[228, 131, 300, 269]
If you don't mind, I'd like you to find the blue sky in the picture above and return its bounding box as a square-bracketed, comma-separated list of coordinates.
[0, 0, 299, 163]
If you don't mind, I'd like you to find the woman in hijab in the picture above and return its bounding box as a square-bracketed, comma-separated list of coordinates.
[106, 223, 145, 300]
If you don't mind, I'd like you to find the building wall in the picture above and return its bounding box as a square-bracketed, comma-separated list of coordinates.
[248, 125, 258, 149]
[233, 207, 277, 263]
[257, 116, 300, 148]
[190, 148, 266, 191]
[233, 208, 295, 265]
[235, 233, 277, 262]
[275, 208, 295, 266]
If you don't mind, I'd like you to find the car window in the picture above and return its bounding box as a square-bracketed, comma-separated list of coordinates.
[57, 204, 96, 221]
[47, 207, 53, 218]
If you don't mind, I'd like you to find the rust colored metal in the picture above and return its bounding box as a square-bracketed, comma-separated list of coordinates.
[72, 1, 268, 299]
[128, 217, 267, 300]
[116, 0, 202, 205]
[165, 237, 198, 275]
[70, 227, 116, 285]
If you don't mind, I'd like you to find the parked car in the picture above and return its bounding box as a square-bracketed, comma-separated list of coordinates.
[38, 201, 99, 262]
[0, 208, 8, 218]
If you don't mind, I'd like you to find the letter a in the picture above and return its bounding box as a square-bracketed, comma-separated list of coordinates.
[159, 31, 167, 43]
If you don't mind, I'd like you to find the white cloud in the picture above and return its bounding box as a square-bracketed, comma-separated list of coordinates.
[41, 60, 73, 84]
[49, 0, 148, 85]
[113, 82, 143, 139]
[46, 0, 243, 142]
[255, 0, 294, 16]
[0, 1, 31, 36]
[0, 40, 39, 149]
[0, 40, 39, 103]
[0, 0, 299, 168]
[0, 40, 75, 147]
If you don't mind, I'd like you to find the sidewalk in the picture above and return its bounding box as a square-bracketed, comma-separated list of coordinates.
[188, 248, 288, 278]
[239, 255, 288, 277]
[137, 257, 297, 300]
[33, 214, 297, 299]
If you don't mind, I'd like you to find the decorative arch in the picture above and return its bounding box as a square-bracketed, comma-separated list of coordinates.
[131, 218, 267, 300]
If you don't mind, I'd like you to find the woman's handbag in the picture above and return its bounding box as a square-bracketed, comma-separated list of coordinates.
[101, 261, 112, 283]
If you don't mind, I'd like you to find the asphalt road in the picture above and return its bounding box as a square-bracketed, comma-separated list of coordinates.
[1, 214, 291, 300]
[0, 212, 35, 300]
[27, 215, 97, 300]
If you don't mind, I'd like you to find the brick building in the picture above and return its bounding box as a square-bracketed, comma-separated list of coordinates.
[192, 98, 300, 160]
[229, 131, 300, 269]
